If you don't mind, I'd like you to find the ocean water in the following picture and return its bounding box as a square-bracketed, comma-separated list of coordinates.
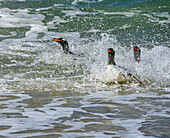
[0, 0, 169, 137]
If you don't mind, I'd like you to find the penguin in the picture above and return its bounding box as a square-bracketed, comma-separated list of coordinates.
[133, 46, 141, 63]
[107, 48, 143, 85]
[53, 38, 74, 55]
[106, 48, 124, 82]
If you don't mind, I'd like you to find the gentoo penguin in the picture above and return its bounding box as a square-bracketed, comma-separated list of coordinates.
[133, 46, 141, 63]
[107, 48, 143, 84]
[53, 38, 74, 55]
[106, 48, 124, 82]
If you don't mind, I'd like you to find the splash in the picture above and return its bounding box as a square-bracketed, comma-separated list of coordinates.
[89, 34, 170, 88]
[0, 31, 169, 93]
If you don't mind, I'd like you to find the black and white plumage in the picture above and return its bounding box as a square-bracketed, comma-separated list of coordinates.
[106, 48, 143, 84]
[106, 48, 124, 82]
[133, 46, 141, 63]
[53, 38, 74, 55]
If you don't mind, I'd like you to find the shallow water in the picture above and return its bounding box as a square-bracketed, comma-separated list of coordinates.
[0, 0, 170, 137]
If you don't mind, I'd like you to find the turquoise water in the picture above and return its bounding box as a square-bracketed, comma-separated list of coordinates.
[0, 0, 170, 137]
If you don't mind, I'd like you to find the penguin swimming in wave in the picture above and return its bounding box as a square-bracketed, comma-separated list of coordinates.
[53, 38, 75, 55]
[106, 48, 143, 85]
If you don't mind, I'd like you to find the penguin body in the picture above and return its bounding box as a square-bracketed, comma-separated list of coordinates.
[106, 48, 124, 82]
[106, 65, 124, 82]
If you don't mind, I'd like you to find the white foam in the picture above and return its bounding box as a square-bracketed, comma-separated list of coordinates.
[0, 8, 44, 27]
[142, 12, 170, 25]
[102, 11, 138, 17]
[72, 0, 103, 5]
[119, 24, 131, 29]
[62, 9, 89, 16]
[0, 8, 48, 41]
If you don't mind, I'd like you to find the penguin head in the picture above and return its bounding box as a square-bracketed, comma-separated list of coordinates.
[108, 48, 116, 65]
[53, 38, 68, 46]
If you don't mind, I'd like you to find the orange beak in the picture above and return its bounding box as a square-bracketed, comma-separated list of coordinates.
[53, 38, 61, 42]
[133, 46, 138, 50]
[108, 49, 113, 53]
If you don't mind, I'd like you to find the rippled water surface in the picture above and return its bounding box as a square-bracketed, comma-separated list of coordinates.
[0, 0, 170, 137]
